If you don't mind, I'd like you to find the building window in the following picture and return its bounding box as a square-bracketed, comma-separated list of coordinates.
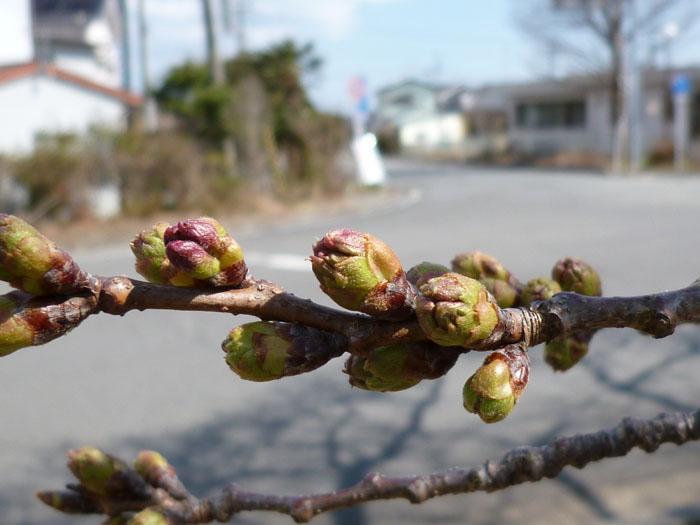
[515, 100, 586, 129]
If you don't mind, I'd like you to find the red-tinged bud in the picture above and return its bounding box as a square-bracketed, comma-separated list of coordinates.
[463, 345, 529, 423]
[344, 342, 459, 392]
[0, 292, 95, 358]
[552, 257, 602, 296]
[164, 218, 246, 287]
[223, 321, 346, 382]
[0, 214, 89, 296]
[311, 229, 414, 320]
[36, 490, 100, 514]
[416, 273, 500, 348]
[521, 277, 562, 306]
[406, 261, 450, 288]
[451, 251, 511, 282]
[132, 218, 247, 288]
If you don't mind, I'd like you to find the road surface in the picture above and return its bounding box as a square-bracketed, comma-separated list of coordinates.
[2, 161, 700, 525]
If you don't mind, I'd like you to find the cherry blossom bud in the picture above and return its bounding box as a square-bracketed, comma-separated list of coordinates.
[552, 257, 602, 296]
[521, 277, 562, 306]
[463, 346, 529, 423]
[416, 273, 500, 347]
[311, 229, 414, 320]
[0, 214, 89, 296]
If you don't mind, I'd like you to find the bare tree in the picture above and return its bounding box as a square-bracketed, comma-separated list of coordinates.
[515, 0, 696, 168]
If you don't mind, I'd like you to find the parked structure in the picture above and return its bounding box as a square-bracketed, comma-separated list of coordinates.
[0, 0, 139, 152]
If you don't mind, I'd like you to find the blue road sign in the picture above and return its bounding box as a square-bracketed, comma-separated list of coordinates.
[671, 74, 691, 95]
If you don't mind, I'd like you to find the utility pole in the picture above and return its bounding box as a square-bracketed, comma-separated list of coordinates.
[118, 0, 135, 128]
[201, 0, 238, 175]
[137, 0, 157, 130]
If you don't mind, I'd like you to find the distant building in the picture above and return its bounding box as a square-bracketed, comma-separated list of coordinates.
[500, 69, 698, 159]
[371, 79, 508, 159]
[374, 69, 700, 163]
[0, 0, 139, 152]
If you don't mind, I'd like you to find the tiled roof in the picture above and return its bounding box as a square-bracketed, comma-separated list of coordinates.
[0, 62, 141, 106]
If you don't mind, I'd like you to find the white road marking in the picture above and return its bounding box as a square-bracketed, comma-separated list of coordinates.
[244, 252, 310, 272]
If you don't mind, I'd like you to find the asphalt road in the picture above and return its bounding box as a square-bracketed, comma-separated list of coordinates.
[2, 161, 700, 525]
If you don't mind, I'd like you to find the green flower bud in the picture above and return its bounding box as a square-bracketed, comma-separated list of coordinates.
[67, 447, 129, 496]
[36, 490, 100, 514]
[0, 214, 88, 296]
[127, 509, 171, 525]
[0, 294, 34, 357]
[416, 273, 500, 347]
[552, 257, 602, 296]
[131, 218, 247, 288]
[130, 222, 172, 285]
[463, 346, 529, 423]
[344, 342, 459, 392]
[521, 277, 562, 306]
[222, 321, 345, 382]
[451, 251, 511, 282]
[134, 450, 172, 485]
[406, 261, 449, 288]
[544, 333, 590, 371]
[311, 229, 414, 320]
[480, 277, 518, 308]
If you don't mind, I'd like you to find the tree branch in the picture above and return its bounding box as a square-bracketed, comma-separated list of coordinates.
[40, 408, 700, 523]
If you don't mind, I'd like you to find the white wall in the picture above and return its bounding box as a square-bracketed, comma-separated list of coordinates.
[0, 0, 33, 65]
[400, 113, 465, 149]
[0, 76, 125, 152]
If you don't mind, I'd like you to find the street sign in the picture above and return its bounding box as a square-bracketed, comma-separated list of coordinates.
[671, 74, 691, 95]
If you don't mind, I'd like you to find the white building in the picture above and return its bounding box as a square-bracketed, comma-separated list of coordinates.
[0, 0, 139, 152]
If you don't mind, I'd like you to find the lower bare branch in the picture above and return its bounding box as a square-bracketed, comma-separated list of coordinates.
[40, 408, 700, 523]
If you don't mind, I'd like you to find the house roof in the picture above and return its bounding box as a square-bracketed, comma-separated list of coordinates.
[0, 62, 141, 106]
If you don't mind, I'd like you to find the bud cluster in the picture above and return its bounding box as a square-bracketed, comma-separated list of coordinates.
[131, 217, 247, 288]
[38, 447, 183, 523]
[451, 251, 520, 308]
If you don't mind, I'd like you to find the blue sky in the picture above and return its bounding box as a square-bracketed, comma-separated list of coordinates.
[3, 0, 693, 115]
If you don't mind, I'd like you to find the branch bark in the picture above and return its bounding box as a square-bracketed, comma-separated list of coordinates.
[75, 276, 700, 355]
[41, 408, 700, 523]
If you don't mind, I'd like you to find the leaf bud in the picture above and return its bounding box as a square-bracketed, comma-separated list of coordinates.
[311, 229, 414, 320]
[463, 345, 529, 423]
[451, 251, 511, 282]
[480, 277, 518, 308]
[416, 273, 500, 347]
[544, 333, 590, 371]
[406, 261, 449, 288]
[344, 343, 459, 392]
[222, 321, 345, 382]
[127, 509, 172, 525]
[552, 257, 602, 296]
[521, 277, 562, 306]
[67, 447, 130, 496]
[36, 490, 100, 514]
[0, 294, 34, 357]
[0, 214, 89, 296]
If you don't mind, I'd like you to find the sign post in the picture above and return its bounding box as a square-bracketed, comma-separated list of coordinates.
[671, 73, 691, 172]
